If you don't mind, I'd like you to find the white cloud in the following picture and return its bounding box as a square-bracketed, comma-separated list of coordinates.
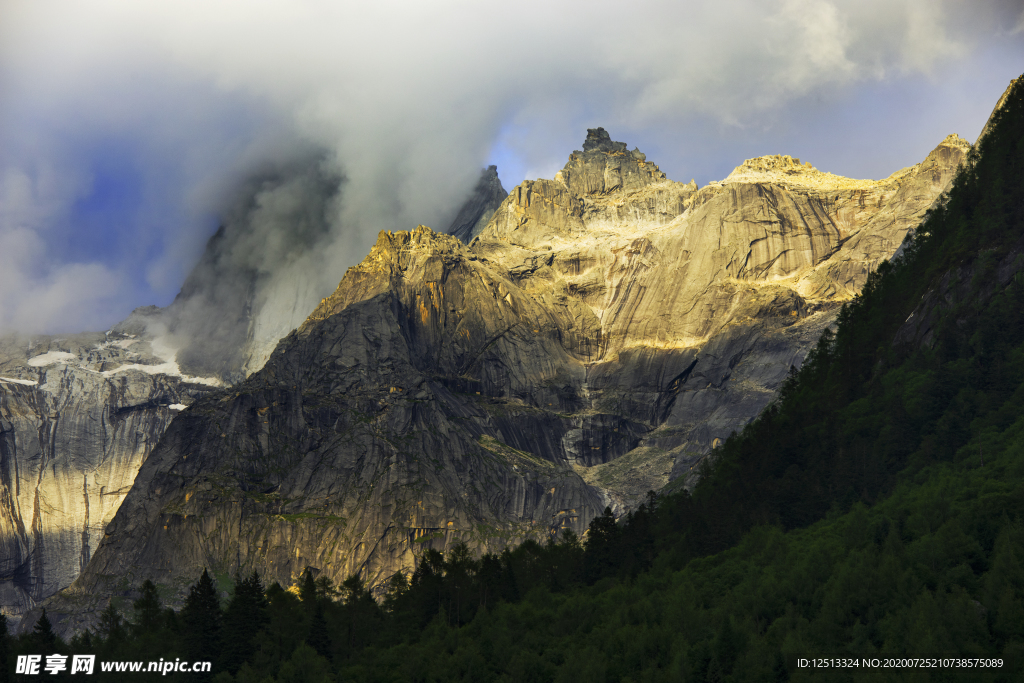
[0, 0, 1020, 335]
[1013, 7, 1024, 34]
[0, 225, 123, 333]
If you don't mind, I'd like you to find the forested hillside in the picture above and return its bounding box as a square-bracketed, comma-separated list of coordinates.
[5, 77, 1024, 682]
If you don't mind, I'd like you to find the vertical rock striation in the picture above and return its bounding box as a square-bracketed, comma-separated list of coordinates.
[0, 331, 218, 618]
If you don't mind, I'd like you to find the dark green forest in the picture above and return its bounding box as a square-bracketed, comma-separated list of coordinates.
[5, 78, 1024, 682]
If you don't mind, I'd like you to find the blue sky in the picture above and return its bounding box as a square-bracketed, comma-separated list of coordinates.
[1, 0, 1022, 334]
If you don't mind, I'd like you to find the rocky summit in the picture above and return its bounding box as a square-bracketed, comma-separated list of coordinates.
[19, 125, 971, 634]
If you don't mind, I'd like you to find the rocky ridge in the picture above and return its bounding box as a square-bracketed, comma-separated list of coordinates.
[32, 125, 970, 634]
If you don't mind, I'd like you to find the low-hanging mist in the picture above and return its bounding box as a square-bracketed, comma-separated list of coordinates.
[163, 153, 347, 381]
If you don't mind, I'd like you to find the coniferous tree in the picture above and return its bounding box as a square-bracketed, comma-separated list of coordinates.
[306, 601, 331, 661]
[583, 507, 620, 582]
[221, 571, 269, 673]
[33, 608, 57, 652]
[133, 579, 163, 636]
[0, 613, 10, 683]
[299, 568, 317, 607]
[69, 629, 92, 652]
[339, 574, 371, 652]
[382, 571, 409, 613]
[181, 569, 222, 678]
[314, 575, 338, 601]
[128, 580, 168, 665]
[97, 602, 127, 651]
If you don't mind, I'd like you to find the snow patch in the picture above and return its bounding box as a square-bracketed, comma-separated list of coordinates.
[101, 337, 223, 387]
[0, 376, 37, 386]
[27, 351, 77, 367]
[168, 404, 187, 411]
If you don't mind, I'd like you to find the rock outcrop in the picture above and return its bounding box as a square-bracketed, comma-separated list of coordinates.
[0, 328, 219, 618]
[448, 166, 508, 244]
[32, 126, 971, 634]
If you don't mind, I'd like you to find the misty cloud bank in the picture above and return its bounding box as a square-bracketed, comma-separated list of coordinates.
[1, 0, 1022, 339]
[165, 152, 345, 381]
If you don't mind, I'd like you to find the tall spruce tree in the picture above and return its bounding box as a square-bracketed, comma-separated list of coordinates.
[583, 507, 620, 582]
[133, 579, 163, 636]
[33, 609, 57, 652]
[306, 601, 331, 661]
[299, 568, 317, 606]
[0, 613, 10, 683]
[97, 602, 127, 648]
[181, 569, 222, 677]
[220, 571, 269, 673]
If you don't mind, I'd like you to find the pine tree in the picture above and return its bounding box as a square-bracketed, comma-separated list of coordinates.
[382, 571, 408, 613]
[583, 507, 620, 582]
[133, 579, 163, 636]
[306, 601, 331, 661]
[339, 574, 366, 605]
[0, 613, 10, 683]
[69, 629, 92, 652]
[181, 569, 222, 678]
[220, 571, 269, 673]
[97, 602, 127, 647]
[299, 568, 317, 607]
[33, 608, 57, 652]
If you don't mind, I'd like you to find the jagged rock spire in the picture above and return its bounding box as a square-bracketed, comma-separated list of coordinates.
[582, 127, 628, 153]
[556, 128, 667, 196]
[448, 166, 508, 244]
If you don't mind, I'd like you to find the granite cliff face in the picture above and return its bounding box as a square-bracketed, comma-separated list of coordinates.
[0, 157, 498, 622]
[0, 326, 219, 618]
[40, 227, 607, 634]
[472, 127, 970, 493]
[31, 125, 971, 633]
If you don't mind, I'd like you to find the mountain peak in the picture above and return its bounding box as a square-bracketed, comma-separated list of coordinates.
[977, 75, 1023, 145]
[554, 128, 666, 196]
[731, 154, 812, 175]
[582, 127, 628, 154]
[723, 153, 880, 192]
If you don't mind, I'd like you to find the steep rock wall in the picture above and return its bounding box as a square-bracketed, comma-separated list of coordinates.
[0, 332, 218, 618]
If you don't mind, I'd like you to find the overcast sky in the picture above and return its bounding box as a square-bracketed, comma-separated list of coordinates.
[1, 0, 1022, 335]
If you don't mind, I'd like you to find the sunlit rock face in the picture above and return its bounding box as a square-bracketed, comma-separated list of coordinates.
[37, 128, 970, 635]
[0, 327, 219, 618]
[473, 127, 970, 497]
